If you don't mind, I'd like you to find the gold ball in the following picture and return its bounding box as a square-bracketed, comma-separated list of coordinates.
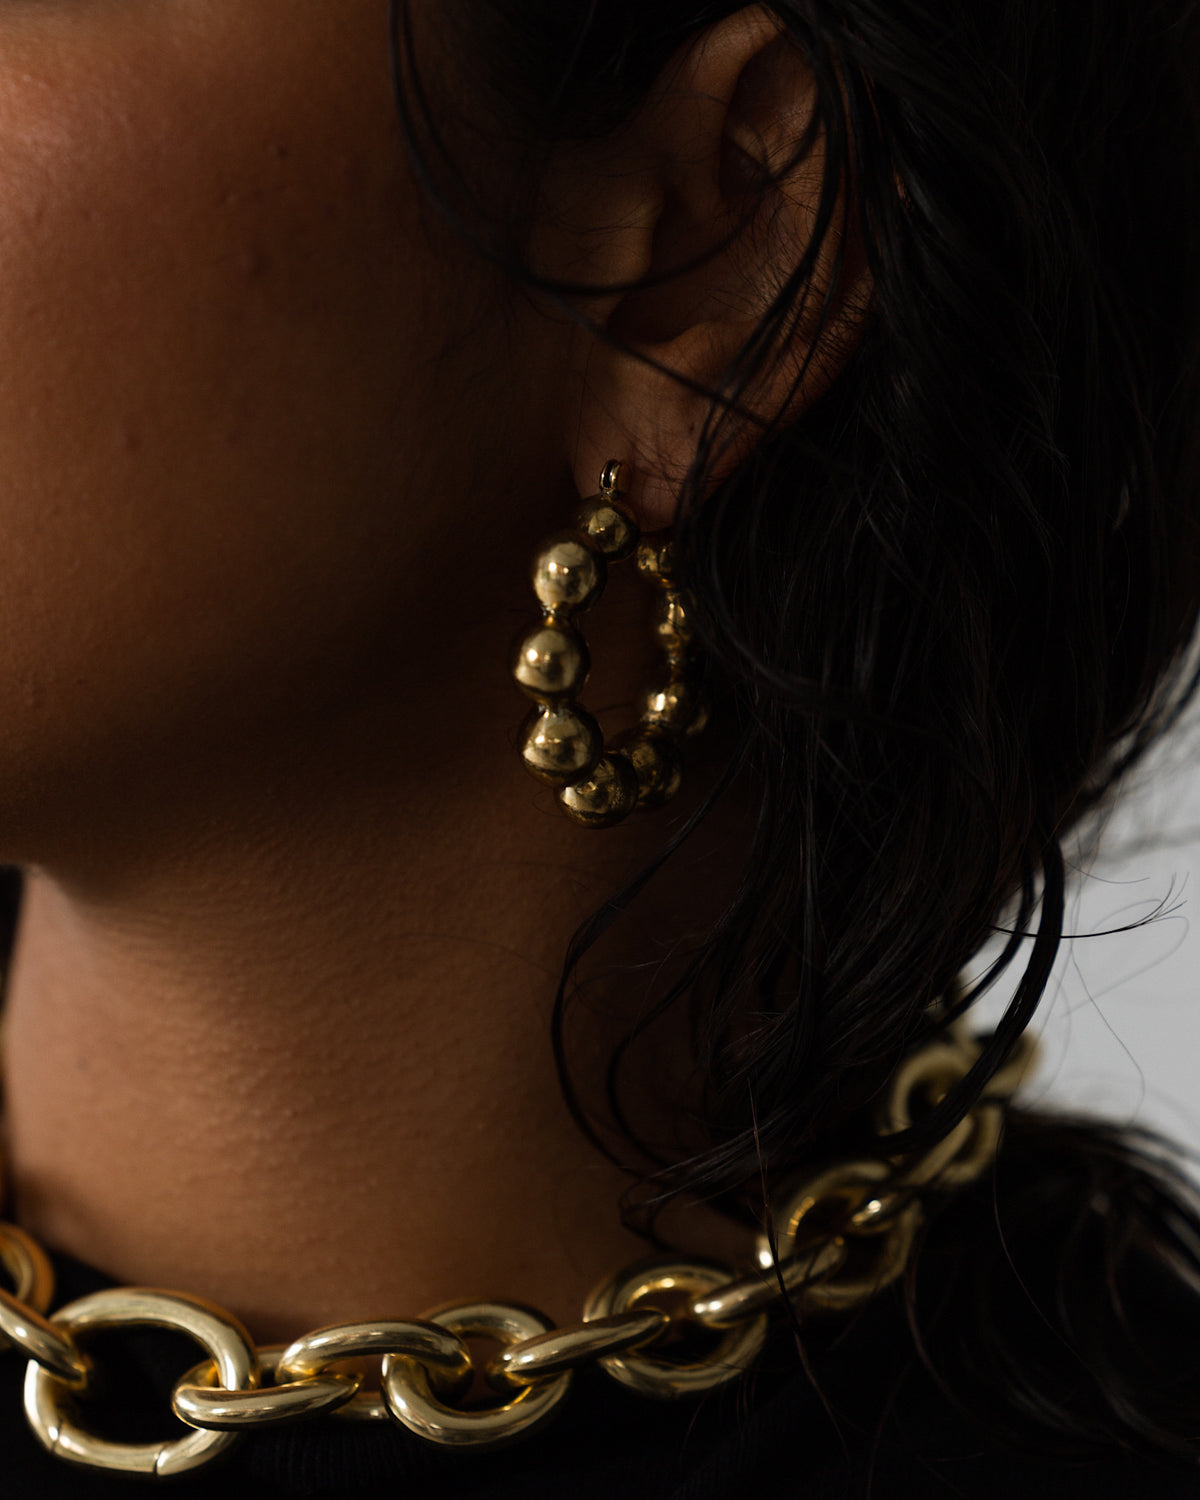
[642, 680, 709, 738]
[624, 734, 683, 808]
[532, 533, 605, 615]
[655, 592, 693, 648]
[519, 705, 602, 786]
[513, 622, 589, 702]
[558, 754, 638, 829]
[636, 535, 675, 587]
[577, 496, 638, 561]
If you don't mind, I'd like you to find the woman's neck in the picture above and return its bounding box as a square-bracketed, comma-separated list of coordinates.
[0, 669, 751, 1342]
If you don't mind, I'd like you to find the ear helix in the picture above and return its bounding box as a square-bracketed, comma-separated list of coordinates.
[512, 461, 708, 829]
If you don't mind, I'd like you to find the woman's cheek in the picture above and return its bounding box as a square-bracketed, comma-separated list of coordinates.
[0, 5, 458, 825]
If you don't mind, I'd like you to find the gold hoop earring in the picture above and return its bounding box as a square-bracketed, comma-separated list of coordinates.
[512, 461, 708, 829]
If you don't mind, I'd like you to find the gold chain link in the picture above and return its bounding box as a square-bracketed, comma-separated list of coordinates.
[0, 1019, 1036, 1476]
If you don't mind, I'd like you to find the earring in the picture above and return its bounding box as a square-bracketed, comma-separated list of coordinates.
[512, 461, 708, 829]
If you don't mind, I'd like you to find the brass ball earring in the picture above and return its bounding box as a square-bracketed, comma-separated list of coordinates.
[512, 461, 709, 829]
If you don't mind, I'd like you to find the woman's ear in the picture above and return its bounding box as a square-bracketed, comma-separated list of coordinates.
[535, 5, 871, 526]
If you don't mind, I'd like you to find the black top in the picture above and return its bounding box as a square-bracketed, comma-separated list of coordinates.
[1, 1248, 1197, 1500]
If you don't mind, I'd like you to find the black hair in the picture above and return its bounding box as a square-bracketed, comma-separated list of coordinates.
[394, 0, 1200, 1467]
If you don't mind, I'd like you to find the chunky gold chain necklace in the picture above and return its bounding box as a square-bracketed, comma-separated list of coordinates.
[0, 1020, 1035, 1480]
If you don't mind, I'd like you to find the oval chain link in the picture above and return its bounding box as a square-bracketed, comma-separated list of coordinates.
[277, 1318, 473, 1423]
[582, 1257, 769, 1399]
[383, 1301, 573, 1448]
[690, 1237, 847, 1328]
[25, 1289, 257, 1478]
[0, 1016, 1035, 1474]
[489, 1308, 669, 1387]
[174, 1345, 361, 1430]
[0, 1224, 91, 1388]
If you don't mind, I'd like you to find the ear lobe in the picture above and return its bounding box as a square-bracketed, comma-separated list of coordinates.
[552, 7, 871, 528]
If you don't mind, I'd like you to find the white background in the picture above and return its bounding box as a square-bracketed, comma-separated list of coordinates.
[968, 696, 1200, 1178]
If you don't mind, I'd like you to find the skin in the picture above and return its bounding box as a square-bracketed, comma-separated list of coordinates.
[0, 0, 865, 1345]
